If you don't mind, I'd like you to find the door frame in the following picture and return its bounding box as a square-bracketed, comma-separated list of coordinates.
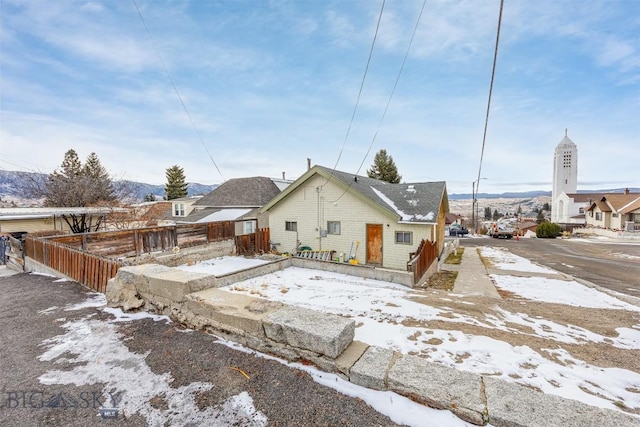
[365, 223, 383, 265]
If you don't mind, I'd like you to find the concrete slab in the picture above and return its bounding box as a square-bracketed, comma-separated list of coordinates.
[483, 377, 639, 427]
[264, 306, 355, 358]
[387, 355, 488, 425]
[146, 269, 216, 302]
[452, 247, 501, 298]
[188, 288, 284, 337]
[349, 346, 395, 390]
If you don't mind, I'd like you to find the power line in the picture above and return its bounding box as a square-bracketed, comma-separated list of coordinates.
[475, 0, 504, 196]
[320, 0, 386, 188]
[131, 0, 225, 182]
[332, 0, 427, 203]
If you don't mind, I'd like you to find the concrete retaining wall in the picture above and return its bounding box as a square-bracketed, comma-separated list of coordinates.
[105, 265, 638, 427]
[573, 228, 640, 240]
[290, 257, 414, 287]
[125, 239, 236, 267]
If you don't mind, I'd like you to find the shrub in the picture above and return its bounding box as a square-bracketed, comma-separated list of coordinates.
[536, 222, 562, 238]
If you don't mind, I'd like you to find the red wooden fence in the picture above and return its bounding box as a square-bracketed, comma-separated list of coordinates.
[235, 228, 270, 256]
[408, 239, 438, 284]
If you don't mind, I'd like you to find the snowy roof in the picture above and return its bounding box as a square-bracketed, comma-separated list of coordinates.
[262, 165, 446, 224]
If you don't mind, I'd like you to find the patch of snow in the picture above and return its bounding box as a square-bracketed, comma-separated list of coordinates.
[102, 307, 171, 323]
[176, 256, 270, 276]
[64, 293, 106, 311]
[38, 306, 58, 315]
[480, 247, 558, 274]
[490, 275, 640, 312]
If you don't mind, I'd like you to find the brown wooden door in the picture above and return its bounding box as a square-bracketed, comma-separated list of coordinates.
[366, 224, 383, 265]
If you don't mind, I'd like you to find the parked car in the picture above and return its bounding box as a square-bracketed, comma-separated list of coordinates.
[449, 227, 469, 237]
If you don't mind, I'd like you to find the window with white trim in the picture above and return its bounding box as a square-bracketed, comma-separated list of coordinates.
[327, 221, 341, 235]
[395, 231, 412, 245]
[595, 212, 602, 221]
[174, 203, 185, 216]
[244, 220, 255, 234]
[285, 221, 297, 232]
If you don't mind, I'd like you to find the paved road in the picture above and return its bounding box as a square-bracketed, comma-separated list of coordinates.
[460, 236, 640, 297]
[0, 272, 402, 427]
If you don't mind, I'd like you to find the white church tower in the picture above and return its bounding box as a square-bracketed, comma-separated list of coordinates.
[551, 130, 578, 223]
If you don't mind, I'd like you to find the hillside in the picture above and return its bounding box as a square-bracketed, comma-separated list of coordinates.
[0, 169, 217, 207]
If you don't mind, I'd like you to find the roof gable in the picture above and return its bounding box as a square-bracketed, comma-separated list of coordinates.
[261, 165, 447, 223]
[194, 177, 281, 207]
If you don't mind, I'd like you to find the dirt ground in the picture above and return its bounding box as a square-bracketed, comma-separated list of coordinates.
[409, 246, 640, 414]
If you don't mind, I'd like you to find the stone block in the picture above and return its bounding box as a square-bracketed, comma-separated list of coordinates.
[483, 377, 639, 427]
[264, 306, 355, 358]
[349, 346, 395, 390]
[387, 355, 487, 425]
[145, 269, 212, 302]
[335, 341, 369, 376]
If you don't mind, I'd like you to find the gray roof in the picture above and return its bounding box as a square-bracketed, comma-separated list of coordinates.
[314, 166, 446, 223]
[194, 177, 281, 207]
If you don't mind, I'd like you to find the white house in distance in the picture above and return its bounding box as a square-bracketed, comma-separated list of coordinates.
[260, 165, 448, 271]
[551, 131, 578, 223]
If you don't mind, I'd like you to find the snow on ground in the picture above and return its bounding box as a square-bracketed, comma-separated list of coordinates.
[195, 255, 640, 414]
[176, 256, 270, 276]
[479, 246, 557, 274]
[38, 297, 268, 427]
[37, 293, 471, 427]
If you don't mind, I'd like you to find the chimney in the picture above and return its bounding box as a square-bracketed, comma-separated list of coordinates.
[307, 158, 311, 170]
[282, 171, 285, 180]
[624, 188, 630, 195]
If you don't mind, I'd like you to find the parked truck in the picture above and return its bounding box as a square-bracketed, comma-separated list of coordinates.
[488, 223, 514, 239]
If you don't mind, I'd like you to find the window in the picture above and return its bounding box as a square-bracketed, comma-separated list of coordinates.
[612, 213, 618, 218]
[327, 221, 341, 235]
[634, 214, 640, 223]
[595, 212, 602, 221]
[578, 207, 584, 214]
[174, 203, 185, 216]
[244, 220, 255, 234]
[285, 221, 297, 232]
[395, 231, 412, 245]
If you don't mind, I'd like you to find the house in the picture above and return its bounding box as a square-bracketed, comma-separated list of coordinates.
[168, 196, 202, 220]
[585, 190, 640, 231]
[173, 177, 289, 235]
[553, 192, 603, 225]
[0, 207, 119, 234]
[515, 221, 538, 237]
[260, 165, 449, 271]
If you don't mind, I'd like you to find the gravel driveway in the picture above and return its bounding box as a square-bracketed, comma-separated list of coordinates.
[0, 271, 402, 427]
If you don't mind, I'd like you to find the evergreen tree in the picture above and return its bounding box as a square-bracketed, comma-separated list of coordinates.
[536, 210, 545, 224]
[542, 202, 550, 211]
[83, 152, 116, 204]
[143, 193, 156, 202]
[517, 205, 522, 216]
[367, 149, 402, 183]
[39, 149, 117, 232]
[492, 209, 500, 221]
[165, 165, 188, 200]
[484, 206, 492, 220]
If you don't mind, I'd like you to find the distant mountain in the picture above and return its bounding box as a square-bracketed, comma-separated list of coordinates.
[448, 188, 639, 200]
[0, 169, 217, 203]
[448, 190, 551, 200]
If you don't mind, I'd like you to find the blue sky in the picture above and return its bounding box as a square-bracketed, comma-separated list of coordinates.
[1, 0, 638, 194]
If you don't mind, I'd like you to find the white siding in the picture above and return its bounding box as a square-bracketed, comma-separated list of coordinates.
[268, 175, 433, 270]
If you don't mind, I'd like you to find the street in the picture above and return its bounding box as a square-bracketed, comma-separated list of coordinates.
[460, 236, 640, 297]
[0, 272, 405, 427]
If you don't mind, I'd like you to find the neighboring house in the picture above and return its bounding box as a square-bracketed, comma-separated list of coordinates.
[260, 165, 449, 271]
[107, 201, 173, 230]
[519, 211, 539, 222]
[553, 192, 602, 225]
[515, 221, 538, 236]
[0, 207, 118, 234]
[445, 213, 464, 228]
[168, 196, 202, 220]
[585, 190, 640, 231]
[174, 177, 290, 235]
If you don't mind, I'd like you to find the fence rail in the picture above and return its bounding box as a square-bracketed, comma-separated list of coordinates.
[235, 228, 270, 256]
[24, 221, 268, 292]
[25, 237, 122, 293]
[407, 239, 438, 284]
